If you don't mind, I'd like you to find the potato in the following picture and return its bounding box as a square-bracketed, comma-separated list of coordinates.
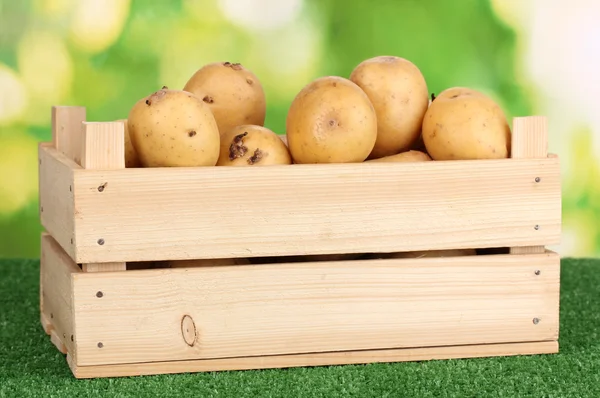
[217, 125, 292, 166]
[115, 119, 141, 168]
[286, 76, 377, 164]
[183, 61, 266, 136]
[127, 87, 220, 167]
[410, 132, 427, 153]
[433, 86, 486, 102]
[168, 258, 251, 268]
[422, 87, 511, 160]
[368, 248, 477, 259]
[366, 150, 431, 163]
[349, 56, 429, 159]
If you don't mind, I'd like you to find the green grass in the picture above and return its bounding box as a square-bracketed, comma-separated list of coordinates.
[1, 258, 599, 397]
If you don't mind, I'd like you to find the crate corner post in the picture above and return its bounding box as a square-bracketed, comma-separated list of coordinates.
[510, 115, 550, 255]
[78, 121, 127, 272]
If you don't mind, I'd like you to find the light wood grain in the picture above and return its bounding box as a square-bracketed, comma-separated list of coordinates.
[67, 340, 558, 379]
[51, 330, 68, 354]
[40, 232, 81, 359]
[39, 144, 77, 260]
[510, 116, 554, 255]
[82, 263, 128, 272]
[71, 251, 559, 367]
[52, 106, 86, 165]
[71, 156, 561, 263]
[512, 116, 548, 158]
[80, 122, 127, 271]
[81, 122, 125, 170]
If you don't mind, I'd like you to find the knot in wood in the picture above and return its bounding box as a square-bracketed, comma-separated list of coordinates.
[181, 315, 197, 347]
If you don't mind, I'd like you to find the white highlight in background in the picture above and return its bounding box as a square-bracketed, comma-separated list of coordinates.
[217, 0, 303, 31]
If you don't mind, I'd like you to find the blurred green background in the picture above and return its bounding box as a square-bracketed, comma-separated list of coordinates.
[0, 0, 598, 258]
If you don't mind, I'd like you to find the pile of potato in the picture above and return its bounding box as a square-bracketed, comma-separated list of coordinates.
[123, 56, 512, 168]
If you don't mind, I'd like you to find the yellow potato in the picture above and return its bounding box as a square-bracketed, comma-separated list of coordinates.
[366, 150, 432, 163]
[349, 56, 429, 159]
[217, 125, 292, 166]
[433, 86, 486, 102]
[410, 132, 427, 153]
[183, 61, 266, 136]
[286, 76, 377, 164]
[115, 119, 140, 168]
[127, 87, 220, 167]
[422, 87, 511, 160]
[168, 258, 251, 268]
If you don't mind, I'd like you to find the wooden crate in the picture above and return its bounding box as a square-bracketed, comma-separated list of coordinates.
[39, 106, 561, 379]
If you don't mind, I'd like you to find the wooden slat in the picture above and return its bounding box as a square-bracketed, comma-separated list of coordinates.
[71, 156, 561, 263]
[81, 122, 126, 170]
[511, 116, 548, 158]
[52, 106, 86, 165]
[80, 122, 126, 272]
[68, 340, 558, 379]
[71, 251, 559, 367]
[39, 144, 77, 260]
[40, 232, 81, 359]
[510, 116, 552, 255]
[82, 263, 129, 272]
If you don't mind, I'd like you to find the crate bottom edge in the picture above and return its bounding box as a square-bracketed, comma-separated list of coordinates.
[65, 340, 558, 379]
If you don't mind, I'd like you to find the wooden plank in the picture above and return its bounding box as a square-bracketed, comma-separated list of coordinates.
[71, 157, 561, 263]
[71, 251, 559, 367]
[40, 232, 81, 359]
[511, 116, 548, 158]
[68, 340, 558, 379]
[80, 122, 126, 272]
[52, 106, 86, 165]
[510, 116, 553, 255]
[38, 144, 77, 260]
[81, 122, 125, 170]
[82, 263, 129, 272]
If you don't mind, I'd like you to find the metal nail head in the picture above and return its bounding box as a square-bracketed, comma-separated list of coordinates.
[533, 318, 540, 325]
[96, 291, 103, 298]
[97, 238, 105, 245]
[97, 342, 104, 348]
[534, 225, 540, 230]
[535, 177, 541, 183]
[535, 270, 541, 275]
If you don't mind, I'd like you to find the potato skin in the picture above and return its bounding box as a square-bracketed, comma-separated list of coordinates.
[183, 61, 266, 136]
[217, 125, 292, 166]
[366, 150, 432, 163]
[127, 88, 220, 167]
[433, 86, 486, 102]
[423, 88, 511, 160]
[286, 76, 377, 164]
[349, 56, 429, 159]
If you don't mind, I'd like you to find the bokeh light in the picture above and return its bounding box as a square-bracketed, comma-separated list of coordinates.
[0, 132, 39, 216]
[0, 64, 28, 126]
[217, 0, 303, 31]
[17, 30, 73, 126]
[68, 0, 131, 54]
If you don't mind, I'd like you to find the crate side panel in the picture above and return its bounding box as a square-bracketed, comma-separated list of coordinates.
[72, 158, 561, 263]
[72, 252, 559, 367]
[41, 232, 81, 357]
[39, 144, 76, 259]
[69, 341, 558, 379]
